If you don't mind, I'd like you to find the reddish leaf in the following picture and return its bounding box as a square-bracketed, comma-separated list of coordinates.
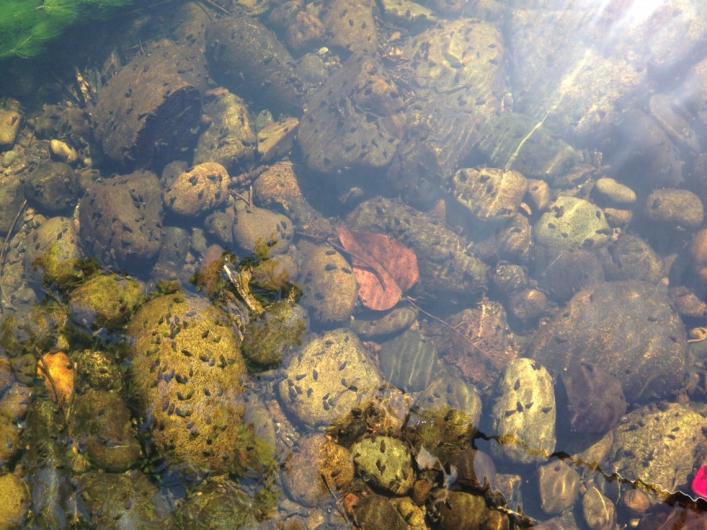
[337, 226, 419, 311]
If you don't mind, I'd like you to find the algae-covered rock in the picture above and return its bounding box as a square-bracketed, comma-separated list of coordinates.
[278, 329, 382, 427]
[608, 403, 705, 495]
[68, 273, 144, 329]
[23, 161, 80, 213]
[0, 301, 68, 357]
[434, 490, 509, 530]
[127, 293, 256, 474]
[531, 281, 686, 402]
[79, 470, 166, 529]
[535, 196, 611, 258]
[163, 162, 230, 218]
[241, 300, 308, 367]
[0, 415, 20, 466]
[644, 188, 704, 228]
[347, 197, 487, 299]
[537, 249, 604, 303]
[73, 349, 123, 393]
[378, 328, 441, 393]
[298, 241, 357, 325]
[352, 435, 414, 495]
[354, 494, 409, 530]
[491, 358, 556, 464]
[405, 375, 482, 452]
[79, 170, 163, 270]
[24, 216, 82, 286]
[452, 167, 528, 223]
[69, 388, 141, 472]
[172, 476, 258, 530]
[0, 473, 29, 530]
[232, 201, 293, 255]
[282, 433, 354, 507]
[194, 90, 256, 169]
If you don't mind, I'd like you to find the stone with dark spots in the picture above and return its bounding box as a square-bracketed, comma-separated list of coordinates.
[532, 281, 687, 403]
[561, 362, 627, 434]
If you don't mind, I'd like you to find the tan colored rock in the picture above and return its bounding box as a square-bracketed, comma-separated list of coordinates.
[527, 178, 550, 211]
[594, 177, 636, 204]
[323, 0, 377, 54]
[164, 162, 230, 217]
[282, 434, 354, 506]
[452, 167, 528, 222]
[0, 101, 21, 146]
[49, 139, 79, 164]
[645, 188, 704, 228]
[232, 201, 293, 255]
[0, 473, 29, 529]
[298, 241, 357, 324]
[603, 207, 633, 227]
[257, 117, 298, 161]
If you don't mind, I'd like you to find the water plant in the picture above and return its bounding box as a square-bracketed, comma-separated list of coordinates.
[0, 0, 134, 59]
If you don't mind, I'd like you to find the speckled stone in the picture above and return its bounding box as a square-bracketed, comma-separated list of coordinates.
[491, 358, 556, 464]
[645, 188, 704, 228]
[352, 435, 414, 495]
[452, 167, 528, 223]
[535, 196, 610, 257]
[609, 403, 705, 495]
[278, 329, 382, 427]
[164, 162, 230, 218]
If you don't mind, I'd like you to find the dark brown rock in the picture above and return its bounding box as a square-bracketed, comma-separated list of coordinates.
[93, 41, 202, 168]
[531, 281, 686, 402]
[79, 171, 163, 269]
[561, 361, 627, 434]
[206, 13, 305, 113]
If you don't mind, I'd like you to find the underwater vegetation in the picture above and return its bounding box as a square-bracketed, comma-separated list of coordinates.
[0, 0, 134, 59]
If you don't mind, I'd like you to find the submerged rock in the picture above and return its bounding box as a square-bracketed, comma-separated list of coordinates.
[23, 161, 79, 213]
[241, 300, 308, 367]
[127, 293, 259, 475]
[378, 328, 441, 393]
[172, 476, 258, 529]
[352, 435, 414, 495]
[282, 433, 354, 507]
[297, 241, 357, 325]
[24, 216, 82, 287]
[0, 473, 29, 530]
[163, 162, 230, 218]
[206, 13, 306, 113]
[278, 329, 382, 427]
[194, 90, 256, 169]
[491, 358, 556, 464]
[347, 197, 487, 300]
[531, 281, 687, 402]
[79, 171, 163, 270]
[68, 273, 144, 329]
[537, 459, 580, 514]
[79, 470, 166, 529]
[298, 54, 404, 174]
[608, 403, 705, 495]
[644, 188, 704, 229]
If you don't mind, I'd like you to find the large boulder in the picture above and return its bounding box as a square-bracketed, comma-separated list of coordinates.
[531, 281, 687, 402]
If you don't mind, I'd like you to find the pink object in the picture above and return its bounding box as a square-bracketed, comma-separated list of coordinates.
[692, 465, 707, 499]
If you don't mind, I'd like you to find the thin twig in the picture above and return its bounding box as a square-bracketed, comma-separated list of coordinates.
[320, 473, 352, 527]
[198, 0, 231, 15]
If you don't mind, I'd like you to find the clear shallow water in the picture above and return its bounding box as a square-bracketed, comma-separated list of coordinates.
[0, 0, 705, 528]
